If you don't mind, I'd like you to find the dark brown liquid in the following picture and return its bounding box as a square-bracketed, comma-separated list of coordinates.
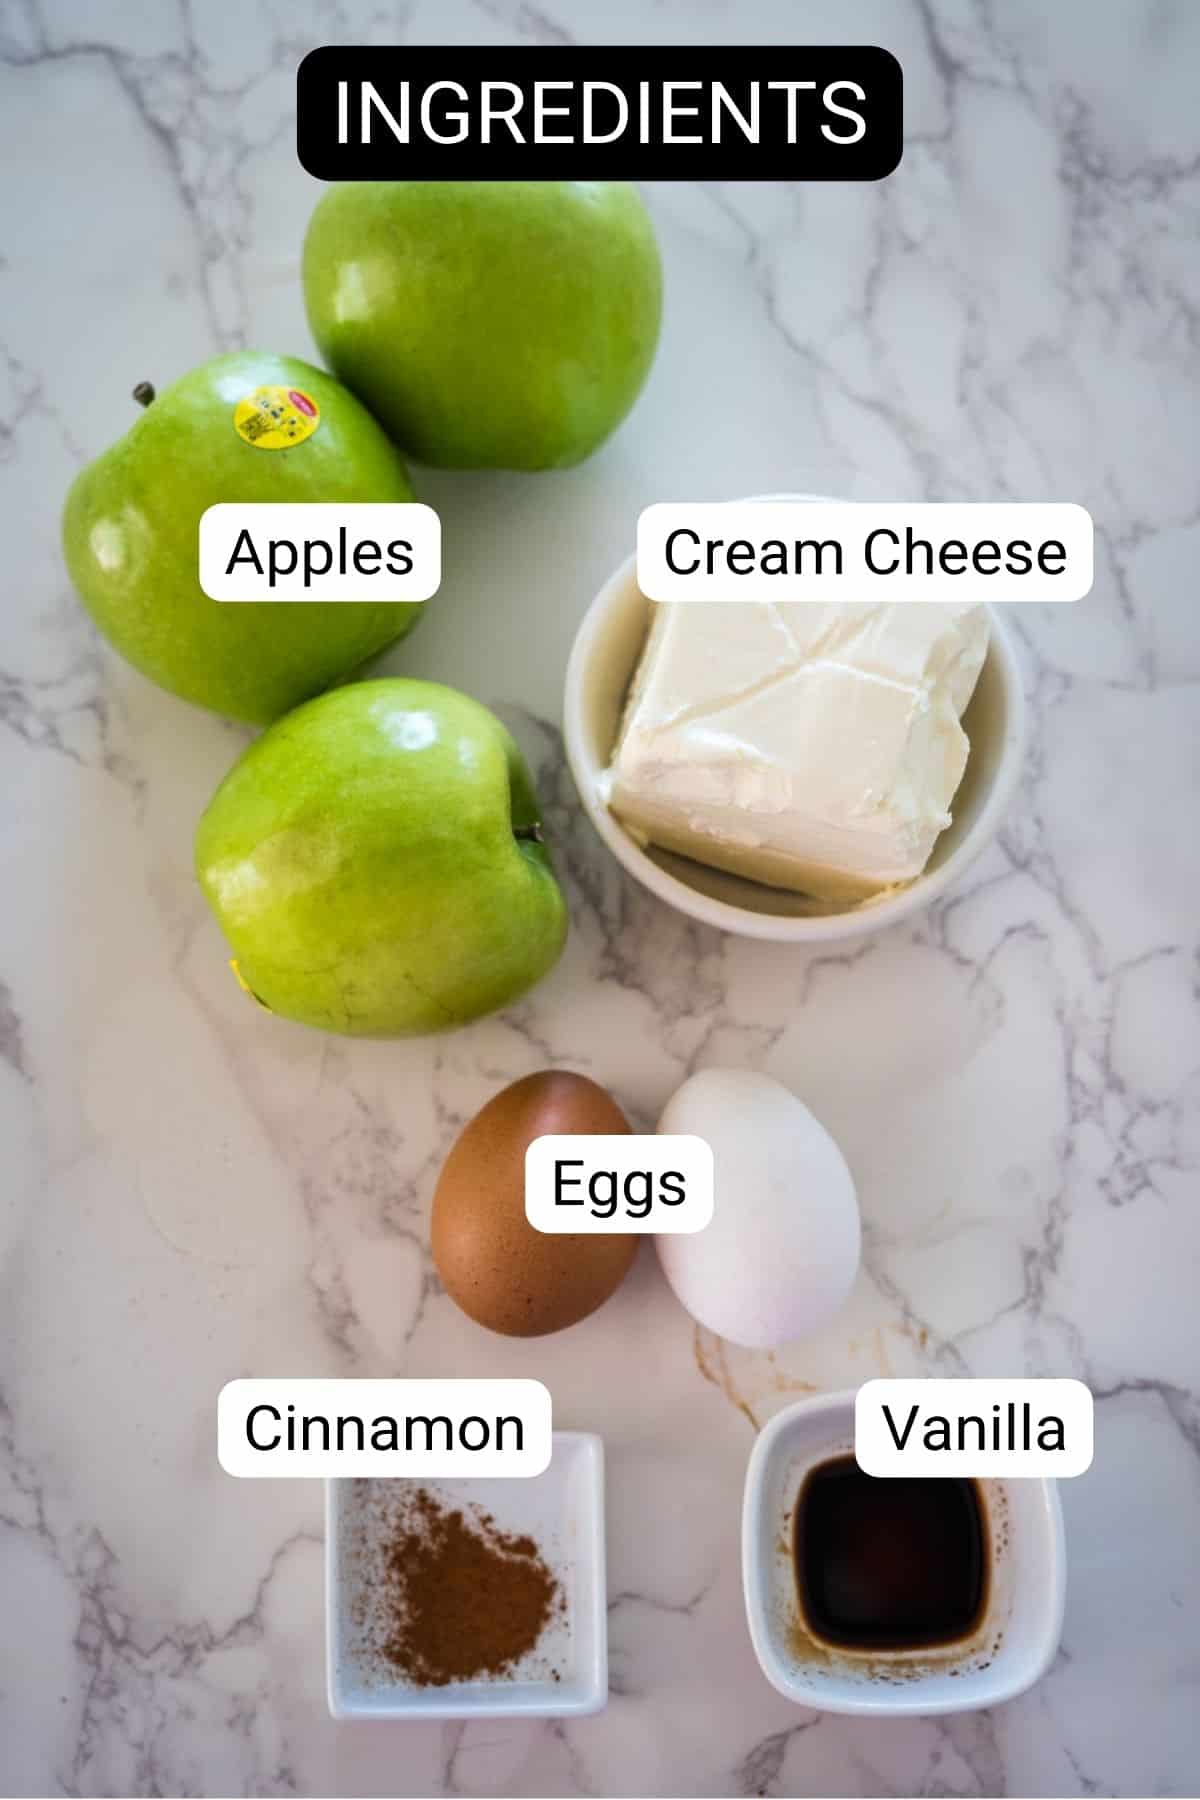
[793, 1456, 987, 1651]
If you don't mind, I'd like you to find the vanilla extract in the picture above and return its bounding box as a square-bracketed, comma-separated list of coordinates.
[794, 1456, 987, 1652]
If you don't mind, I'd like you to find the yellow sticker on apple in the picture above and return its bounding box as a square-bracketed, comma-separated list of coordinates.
[233, 385, 320, 450]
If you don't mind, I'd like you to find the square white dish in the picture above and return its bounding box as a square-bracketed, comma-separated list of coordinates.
[327, 1430, 607, 1719]
[742, 1392, 1065, 1716]
[564, 499, 1026, 944]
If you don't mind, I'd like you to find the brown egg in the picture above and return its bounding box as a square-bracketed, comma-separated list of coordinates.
[431, 1071, 638, 1338]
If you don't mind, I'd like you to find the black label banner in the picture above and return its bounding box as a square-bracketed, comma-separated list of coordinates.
[297, 46, 903, 181]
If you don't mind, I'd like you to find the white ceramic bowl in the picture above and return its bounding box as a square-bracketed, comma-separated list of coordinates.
[563, 511, 1026, 943]
[741, 1392, 1066, 1716]
[326, 1432, 607, 1719]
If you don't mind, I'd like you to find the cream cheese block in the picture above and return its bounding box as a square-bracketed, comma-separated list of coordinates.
[602, 601, 990, 903]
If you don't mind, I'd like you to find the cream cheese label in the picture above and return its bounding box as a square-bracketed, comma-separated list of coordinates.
[638, 500, 1094, 603]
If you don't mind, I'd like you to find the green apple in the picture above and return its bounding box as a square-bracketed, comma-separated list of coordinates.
[195, 679, 568, 1036]
[62, 351, 422, 723]
[302, 181, 662, 470]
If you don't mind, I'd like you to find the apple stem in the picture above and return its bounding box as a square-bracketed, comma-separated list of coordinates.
[132, 381, 156, 408]
[513, 823, 545, 845]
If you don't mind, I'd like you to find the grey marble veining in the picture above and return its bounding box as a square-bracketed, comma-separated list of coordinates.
[1, 1, 1198, 1795]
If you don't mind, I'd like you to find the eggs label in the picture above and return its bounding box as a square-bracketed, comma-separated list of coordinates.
[525, 1134, 713, 1234]
[217, 1378, 552, 1478]
[855, 1378, 1094, 1479]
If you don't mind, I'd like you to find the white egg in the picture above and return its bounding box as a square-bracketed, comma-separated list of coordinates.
[655, 1069, 860, 1348]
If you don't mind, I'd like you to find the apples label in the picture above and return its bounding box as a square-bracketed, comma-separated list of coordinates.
[525, 1134, 713, 1234]
[199, 501, 441, 601]
[233, 384, 321, 449]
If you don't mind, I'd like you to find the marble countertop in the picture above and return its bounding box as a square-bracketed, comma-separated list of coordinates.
[2, 2, 1198, 1795]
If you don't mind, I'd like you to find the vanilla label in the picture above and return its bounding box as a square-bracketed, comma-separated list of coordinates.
[855, 1378, 1094, 1478]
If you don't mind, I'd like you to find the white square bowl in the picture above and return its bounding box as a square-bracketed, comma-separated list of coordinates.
[563, 498, 1027, 945]
[327, 1431, 607, 1719]
[742, 1392, 1066, 1716]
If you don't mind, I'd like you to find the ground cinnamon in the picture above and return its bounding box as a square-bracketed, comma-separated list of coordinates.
[354, 1484, 562, 1686]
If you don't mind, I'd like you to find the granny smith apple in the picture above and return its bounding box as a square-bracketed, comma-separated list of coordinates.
[63, 351, 422, 723]
[302, 181, 662, 469]
[195, 679, 568, 1036]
